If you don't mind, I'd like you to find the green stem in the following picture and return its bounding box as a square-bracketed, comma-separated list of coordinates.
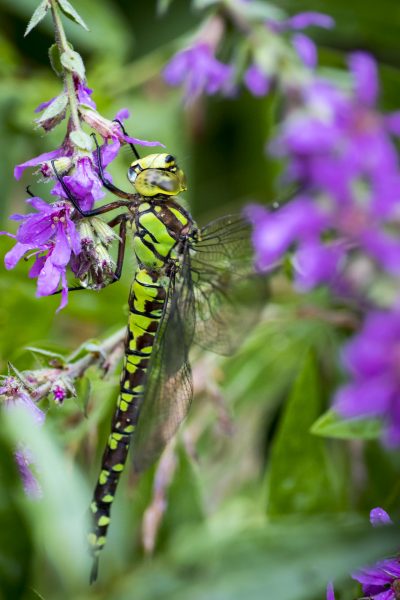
[49, 0, 81, 132]
[31, 327, 126, 403]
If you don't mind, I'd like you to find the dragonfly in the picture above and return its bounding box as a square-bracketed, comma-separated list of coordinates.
[53, 122, 264, 583]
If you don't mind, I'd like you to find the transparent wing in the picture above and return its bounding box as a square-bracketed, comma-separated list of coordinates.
[132, 265, 195, 472]
[190, 215, 268, 355]
[132, 215, 267, 470]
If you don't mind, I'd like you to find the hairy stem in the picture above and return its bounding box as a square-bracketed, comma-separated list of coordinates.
[49, 0, 81, 131]
[31, 327, 126, 404]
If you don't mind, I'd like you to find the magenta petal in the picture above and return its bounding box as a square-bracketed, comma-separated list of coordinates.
[285, 12, 335, 30]
[244, 64, 270, 96]
[36, 258, 61, 296]
[101, 139, 120, 167]
[15, 448, 42, 498]
[29, 255, 46, 278]
[56, 271, 69, 312]
[385, 111, 400, 136]
[114, 108, 130, 121]
[14, 148, 64, 180]
[4, 242, 32, 269]
[51, 226, 71, 267]
[124, 134, 164, 148]
[348, 52, 379, 106]
[35, 96, 57, 113]
[292, 33, 317, 68]
[326, 582, 335, 600]
[17, 214, 54, 246]
[65, 218, 81, 256]
[19, 393, 45, 425]
[334, 377, 395, 419]
[370, 507, 393, 527]
[26, 196, 53, 213]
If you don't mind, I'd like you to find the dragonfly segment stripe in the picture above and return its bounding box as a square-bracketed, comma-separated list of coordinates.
[88, 201, 191, 576]
[89, 269, 166, 563]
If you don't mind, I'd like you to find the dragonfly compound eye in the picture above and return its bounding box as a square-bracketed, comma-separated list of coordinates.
[127, 166, 138, 183]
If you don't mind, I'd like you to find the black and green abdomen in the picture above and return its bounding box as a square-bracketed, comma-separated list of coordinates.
[88, 199, 192, 580]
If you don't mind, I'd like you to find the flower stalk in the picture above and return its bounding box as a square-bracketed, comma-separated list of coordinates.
[49, 0, 81, 132]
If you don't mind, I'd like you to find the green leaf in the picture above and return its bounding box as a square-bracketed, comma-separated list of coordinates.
[110, 517, 399, 600]
[163, 442, 204, 535]
[0, 412, 32, 599]
[311, 409, 382, 440]
[26, 346, 66, 365]
[24, 0, 50, 37]
[69, 130, 93, 151]
[232, 0, 285, 22]
[48, 43, 62, 77]
[60, 49, 85, 80]
[74, 376, 91, 417]
[265, 352, 342, 515]
[56, 0, 89, 31]
[3, 407, 90, 587]
[35, 93, 68, 126]
[157, 0, 175, 16]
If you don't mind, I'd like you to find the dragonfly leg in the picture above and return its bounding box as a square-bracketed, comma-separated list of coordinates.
[105, 213, 128, 284]
[51, 160, 134, 218]
[26, 185, 35, 198]
[112, 119, 140, 159]
[50, 214, 129, 295]
[91, 133, 139, 200]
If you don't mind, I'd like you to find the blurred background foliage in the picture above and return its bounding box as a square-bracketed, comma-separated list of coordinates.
[1, 0, 400, 599]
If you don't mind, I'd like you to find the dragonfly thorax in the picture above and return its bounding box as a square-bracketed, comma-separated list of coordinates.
[133, 201, 192, 270]
[127, 153, 187, 198]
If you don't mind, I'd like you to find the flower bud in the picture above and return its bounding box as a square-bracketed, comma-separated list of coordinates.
[79, 108, 118, 140]
[72, 217, 118, 288]
[41, 156, 73, 179]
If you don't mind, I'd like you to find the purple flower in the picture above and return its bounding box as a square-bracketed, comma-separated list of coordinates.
[292, 33, 317, 68]
[52, 384, 67, 404]
[326, 582, 335, 600]
[244, 64, 270, 97]
[244, 198, 338, 286]
[0, 377, 45, 425]
[352, 509, 398, 598]
[334, 311, 400, 446]
[262, 52, 400, 288]
[51, 155, 103, 212]
[14, 148, 66, 180]
[276, 12, 335, 31]
[163, 43, 233, 101]
[15, 447, 41, 499]
[75, 76, 96, 109]
[2, 197, 81, 310]
[353, 558, 400, 599]
[34, 93, 68, 131]
[1, 378, 43, 498]
[79, 107, 162, 149]
[370, 507, 393, 527]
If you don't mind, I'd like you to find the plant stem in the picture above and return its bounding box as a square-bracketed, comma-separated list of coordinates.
[31, 327, 126, 403]
[49, 0, 81, 132]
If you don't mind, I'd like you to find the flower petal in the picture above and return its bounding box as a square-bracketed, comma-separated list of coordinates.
[285, 12, 335, 30]
[14, 148, 64, 180]
[244, 64, 270, 97]
[36, 257, 61, 296]
[326, 582, 335, 600]
[4, 242, 32, 269]
[348, 52, 379, 106]
[370, 507, 393, 527]
[292, 33, 317, 68]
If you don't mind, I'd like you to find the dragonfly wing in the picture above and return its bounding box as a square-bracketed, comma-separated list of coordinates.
[132, 266, 195, 472]
[190, 215, 268, 355]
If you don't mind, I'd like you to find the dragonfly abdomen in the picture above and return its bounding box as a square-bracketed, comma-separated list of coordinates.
[88, 268, 167, 581]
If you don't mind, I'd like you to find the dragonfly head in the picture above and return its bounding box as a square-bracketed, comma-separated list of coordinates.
[127, 153, 187, 197]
